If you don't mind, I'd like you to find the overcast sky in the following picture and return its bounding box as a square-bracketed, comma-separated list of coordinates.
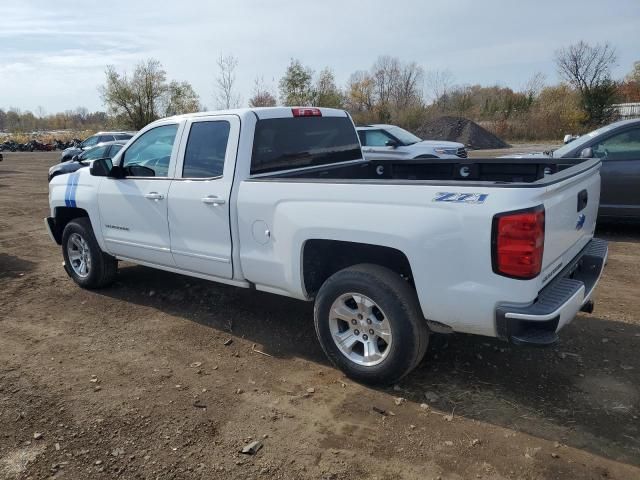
[1, 0, 639, 114]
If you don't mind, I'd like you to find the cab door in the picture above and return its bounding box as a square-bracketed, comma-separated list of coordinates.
[97, 122, 182, 266]
[167, 115, 240, 278]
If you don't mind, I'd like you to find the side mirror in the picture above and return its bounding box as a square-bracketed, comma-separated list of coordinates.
[90, 157, 116, 177]
[385, 140, 398, 148]
[580, 147, 594, 159]
[563, 134, 573, 144]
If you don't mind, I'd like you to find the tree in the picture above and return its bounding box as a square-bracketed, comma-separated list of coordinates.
[6, 109, 22, 132]
[345, 71, 375, 113]
[392, 61, 424, 110]
[164, 81, 200, 116]
[425, 70, 454, 110]
[248, 77, 277, 107]
[555, 41, 618, 126]
[279, 59, 314, 106]
[215, 54, 241, 109]
[371, 56, 400, 109]
[314, 68, 343, 108]
[522, 72, 546, 103]
[100, 59, 200, 130]
[619, 61, 640, 102]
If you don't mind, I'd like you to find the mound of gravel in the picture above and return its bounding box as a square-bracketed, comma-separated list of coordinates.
[416, 116, 509, 150]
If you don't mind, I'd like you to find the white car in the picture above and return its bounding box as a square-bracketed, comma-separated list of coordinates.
[46, 107, 607, 385]
[357, 124, 466, 160]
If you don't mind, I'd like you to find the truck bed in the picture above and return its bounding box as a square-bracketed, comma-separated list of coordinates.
[255, 157, 598, 186]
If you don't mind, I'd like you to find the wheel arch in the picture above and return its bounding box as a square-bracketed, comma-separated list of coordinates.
[50, 206, 90, 244]
[301, 239, 415, 298]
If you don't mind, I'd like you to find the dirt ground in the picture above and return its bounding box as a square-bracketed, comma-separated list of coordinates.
[1, 151, 639, 480]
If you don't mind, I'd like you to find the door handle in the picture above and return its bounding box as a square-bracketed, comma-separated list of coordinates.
[144, 192, 164, 200]
[201, 195, 226, 206]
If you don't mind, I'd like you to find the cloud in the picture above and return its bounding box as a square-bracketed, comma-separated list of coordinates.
[1, 0, 639, 113]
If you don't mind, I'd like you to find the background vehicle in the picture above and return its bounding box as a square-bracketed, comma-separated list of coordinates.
[46, 107, 606, 385]
[48, 141, 127, 182]
[357, 124, 466, 160]
[59, 131, 134, 161]
[507, 118, 640, 220]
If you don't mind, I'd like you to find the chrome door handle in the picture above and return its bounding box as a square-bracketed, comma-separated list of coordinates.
[144, 192, 164, 200]
[201, 195, 226, 206]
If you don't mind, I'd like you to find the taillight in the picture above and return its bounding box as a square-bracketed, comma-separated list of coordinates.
[291, 107, 322, 117]
[492, 206, 545, 279]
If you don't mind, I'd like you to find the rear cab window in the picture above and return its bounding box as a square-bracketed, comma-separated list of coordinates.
[251, 115, 361, 175]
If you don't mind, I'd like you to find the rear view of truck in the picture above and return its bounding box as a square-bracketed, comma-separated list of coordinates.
[488, 161, 606, 345]
[237, 110, 607, 384]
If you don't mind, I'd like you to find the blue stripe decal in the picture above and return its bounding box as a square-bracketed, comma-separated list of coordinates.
[64, 174, 74, 207]
[69, 173, 79, 208]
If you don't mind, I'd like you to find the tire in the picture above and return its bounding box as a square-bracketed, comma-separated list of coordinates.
[61, 218, 117, 289]
[314, 264, 429, 385]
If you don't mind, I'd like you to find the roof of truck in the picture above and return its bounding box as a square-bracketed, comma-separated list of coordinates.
[164, 107, 349, 122]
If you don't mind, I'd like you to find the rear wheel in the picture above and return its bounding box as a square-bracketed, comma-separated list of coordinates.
[314, 264, 429, 385]
[62, 218, 117, 289]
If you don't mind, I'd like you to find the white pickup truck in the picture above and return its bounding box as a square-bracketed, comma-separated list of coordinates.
[46, 107, 608, 385]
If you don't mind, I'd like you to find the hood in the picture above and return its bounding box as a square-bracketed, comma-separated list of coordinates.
[63, 146, 82, 154]
[414, 140, 464, 148]
[497, 151, 551, 159]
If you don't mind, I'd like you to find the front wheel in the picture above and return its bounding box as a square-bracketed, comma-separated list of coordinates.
[62, 218, 117, 289]
[314, 264, 429, 385]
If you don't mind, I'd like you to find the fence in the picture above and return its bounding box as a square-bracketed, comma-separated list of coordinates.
[614, 102, 640, 119]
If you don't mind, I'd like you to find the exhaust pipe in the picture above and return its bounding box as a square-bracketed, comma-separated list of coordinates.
[580, 300, 594, 314]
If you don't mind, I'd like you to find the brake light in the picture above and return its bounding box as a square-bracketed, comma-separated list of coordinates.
[292, 107, 322, 117]
[492, 206, 545, 279]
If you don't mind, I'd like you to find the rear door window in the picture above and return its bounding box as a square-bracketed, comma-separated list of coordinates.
[251, 116, 361, 174]
[114, 134, 133, 140]
[182, 121, 230, 178]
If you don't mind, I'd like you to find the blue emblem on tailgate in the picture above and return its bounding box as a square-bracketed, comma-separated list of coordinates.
[576, 213, 586, 230]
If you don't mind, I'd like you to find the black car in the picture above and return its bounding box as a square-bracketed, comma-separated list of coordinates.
[48, 141, 126, 182]
[58, 131, 134, 161]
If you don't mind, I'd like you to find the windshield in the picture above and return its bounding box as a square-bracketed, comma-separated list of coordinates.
[553, 124, 616, 157]
[386, 126, 421, 146]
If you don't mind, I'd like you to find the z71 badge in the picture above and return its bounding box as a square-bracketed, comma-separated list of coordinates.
[433, 192, 489, 204]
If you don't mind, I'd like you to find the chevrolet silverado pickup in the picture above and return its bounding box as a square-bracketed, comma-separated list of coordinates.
[46, 107, 608, 384]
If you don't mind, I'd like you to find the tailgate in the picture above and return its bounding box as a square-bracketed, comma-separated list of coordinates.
[540, 163, 601, 285]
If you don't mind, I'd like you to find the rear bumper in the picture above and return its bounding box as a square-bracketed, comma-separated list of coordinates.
[496, 238, 608, 346]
